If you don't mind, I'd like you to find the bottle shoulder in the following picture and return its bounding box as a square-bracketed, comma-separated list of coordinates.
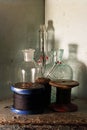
[17, 61, 36, 69]
[65, 58, 86, 69]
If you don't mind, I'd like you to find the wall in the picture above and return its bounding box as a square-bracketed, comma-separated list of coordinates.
[45, 0, 87, 98]
[45, 0, 87, 62]
[0, 0, 44, 99]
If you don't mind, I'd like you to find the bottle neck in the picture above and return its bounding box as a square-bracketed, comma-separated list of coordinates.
[47, 25, 54, 31]
[68, 51, 77, 60]
[56, 49, 64, 64]
[22, 49, 35, 62]
[39, 25, 46, 53]
[24, 58, 32, 62]
[23, 54, 33, 62]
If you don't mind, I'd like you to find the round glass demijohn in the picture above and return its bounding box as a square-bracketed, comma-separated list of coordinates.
[14, 49, 38, 83]
[48, 49, 73, 81]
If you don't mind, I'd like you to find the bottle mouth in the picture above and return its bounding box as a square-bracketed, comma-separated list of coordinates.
[22, 49, 35, 61]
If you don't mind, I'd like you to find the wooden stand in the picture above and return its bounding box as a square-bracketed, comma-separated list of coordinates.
[49, 79, 79, 112]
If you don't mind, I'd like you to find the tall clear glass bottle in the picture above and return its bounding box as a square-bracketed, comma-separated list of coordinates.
[34, 25, 52, 107]
[34, 25, 47, 76]
[65, 44, 87, 99]
[46, 20, 55, 53]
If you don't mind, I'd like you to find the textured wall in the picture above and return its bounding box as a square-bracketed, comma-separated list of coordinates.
[0, 0, 44, 99]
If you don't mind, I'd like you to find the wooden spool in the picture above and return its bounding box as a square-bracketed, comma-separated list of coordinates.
[49, 79, 79, 112]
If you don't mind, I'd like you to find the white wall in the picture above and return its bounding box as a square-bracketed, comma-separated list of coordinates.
[45, 0, 87, 98]
[45, 0, 87, 64]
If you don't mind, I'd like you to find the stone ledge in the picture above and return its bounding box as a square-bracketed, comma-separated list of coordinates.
[0, 98, 87, 126]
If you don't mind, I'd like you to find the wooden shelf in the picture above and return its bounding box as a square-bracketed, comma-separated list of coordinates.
[0, 98, 87, 129]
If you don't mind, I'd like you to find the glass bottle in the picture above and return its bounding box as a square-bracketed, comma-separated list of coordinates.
[34, 25, 52, 107]
[47, 49, 73, 80]
[34, 25, 47, 76]
[65, 44, 87, 99]
[44, 51, 54, 77]
[44, 50, 56, 103]
[46, 20, 55, 53]
[47, 49, 73, 103]
[13, 49, 38, 83]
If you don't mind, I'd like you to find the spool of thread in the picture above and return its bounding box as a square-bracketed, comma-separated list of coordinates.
[49, 79, 79, 112]
[11, 82, 45, 115]
[56, 88, 71, 104]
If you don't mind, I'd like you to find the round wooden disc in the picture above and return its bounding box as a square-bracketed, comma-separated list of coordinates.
[49, 79, 79, 89]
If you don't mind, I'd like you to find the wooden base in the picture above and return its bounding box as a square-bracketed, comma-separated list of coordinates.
[49, 102, 78, 112]
[49, 79, 79, 112]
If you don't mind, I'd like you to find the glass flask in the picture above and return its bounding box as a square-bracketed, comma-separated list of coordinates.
[44, 51, 55, 77]
[65, 44, 87, 99]
[12, 48, 38, 83]
[43, 51, 56, 103]
[47, 49, 73, 103]
[47, 49, 73, 80]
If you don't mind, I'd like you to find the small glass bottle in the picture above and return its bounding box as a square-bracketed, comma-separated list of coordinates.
[65, 44, 87, 99]
[11, 49, 45, 115]
[46, 20, 55, 53]
[13, 49, 38, 83]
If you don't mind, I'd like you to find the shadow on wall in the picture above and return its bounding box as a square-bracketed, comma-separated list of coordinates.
[65, 43, 87, 99]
